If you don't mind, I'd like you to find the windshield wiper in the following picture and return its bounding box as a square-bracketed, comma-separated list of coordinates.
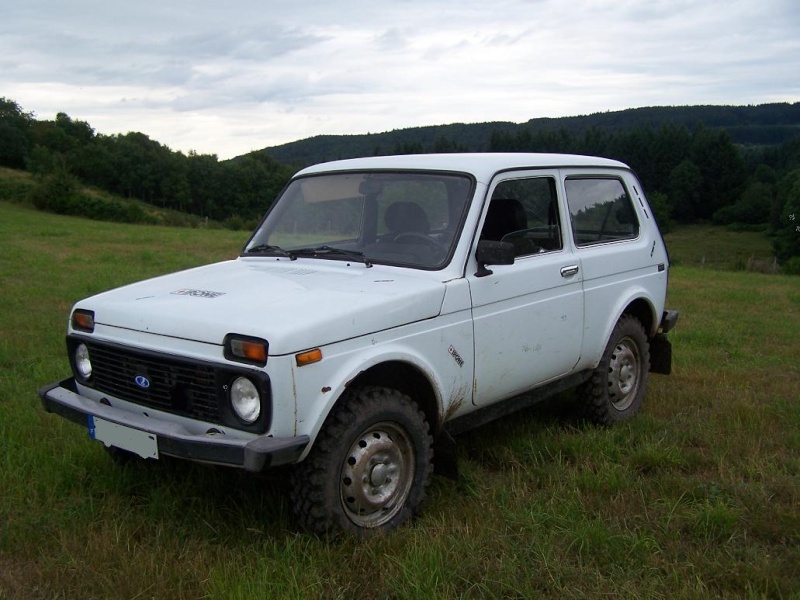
[245, 244, 296, 259]
[289, 246, 373, 267]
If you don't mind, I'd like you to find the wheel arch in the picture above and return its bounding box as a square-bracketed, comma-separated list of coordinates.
[621, 297, 658, 338]
[345, 361, 441, 436]
[584, 291, 660, 371]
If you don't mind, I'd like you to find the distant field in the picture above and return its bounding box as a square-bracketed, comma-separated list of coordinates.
[1, 201, 798, 599]
[664, 225, 776, 271]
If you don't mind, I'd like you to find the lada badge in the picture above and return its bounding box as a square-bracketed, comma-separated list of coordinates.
[134, 375, 151, 389]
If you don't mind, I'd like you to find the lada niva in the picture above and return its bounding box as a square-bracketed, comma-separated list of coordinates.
[40, 153, 679, 535]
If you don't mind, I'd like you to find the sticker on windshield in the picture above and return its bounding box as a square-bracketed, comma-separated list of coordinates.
[171, 289, 226, 299]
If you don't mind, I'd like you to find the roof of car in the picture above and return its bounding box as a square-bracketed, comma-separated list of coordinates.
[296, 153, 629, 182]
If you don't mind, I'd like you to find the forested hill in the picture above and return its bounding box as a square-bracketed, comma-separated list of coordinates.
[257, 103, 800, 167]
[2, 96, 799, 265]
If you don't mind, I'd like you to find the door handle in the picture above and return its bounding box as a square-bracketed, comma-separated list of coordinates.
[560, 265, 579, 277]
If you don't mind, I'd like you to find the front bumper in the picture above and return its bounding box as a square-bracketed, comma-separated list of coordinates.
[39, 378, 309, 471]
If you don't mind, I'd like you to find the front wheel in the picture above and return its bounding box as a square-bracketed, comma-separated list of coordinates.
[578, 315, 650, 425]
[289, 386, 433, 536]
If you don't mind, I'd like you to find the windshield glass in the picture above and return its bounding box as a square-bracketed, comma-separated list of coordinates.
[243, 171, 473, 269]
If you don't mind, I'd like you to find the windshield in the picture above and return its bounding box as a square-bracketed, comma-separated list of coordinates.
[243, 171, 473, 269]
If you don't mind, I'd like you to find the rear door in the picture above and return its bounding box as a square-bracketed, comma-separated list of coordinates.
[562, 169, 662, 356]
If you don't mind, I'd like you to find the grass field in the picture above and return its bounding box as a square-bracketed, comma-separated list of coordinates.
[663, 224, 777, 271]
[1, 201, 798, 599]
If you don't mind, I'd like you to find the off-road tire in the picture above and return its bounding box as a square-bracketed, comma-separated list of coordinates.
[289, 386, 433, 536]
[578, 314, 650, 425]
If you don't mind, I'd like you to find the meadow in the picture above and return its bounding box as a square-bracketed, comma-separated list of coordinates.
[0, 201, 798, 599]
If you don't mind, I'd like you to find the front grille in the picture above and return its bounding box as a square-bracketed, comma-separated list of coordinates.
[68, 337, 272, 433]
[82, 341, 221, 422]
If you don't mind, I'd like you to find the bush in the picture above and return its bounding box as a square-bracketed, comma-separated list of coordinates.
[29, 169, 78, 213]
[781, 256, 800, 275]
[0, 176, 34, 202]
[28, 170, 157, 225]
[712, 181, 772, 226]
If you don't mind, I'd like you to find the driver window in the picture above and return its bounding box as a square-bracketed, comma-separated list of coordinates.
[481, 177, 562, 256]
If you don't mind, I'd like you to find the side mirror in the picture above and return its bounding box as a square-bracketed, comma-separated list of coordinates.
[475, 240, 515, 277]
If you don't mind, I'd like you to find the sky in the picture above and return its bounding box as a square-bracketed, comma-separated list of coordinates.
[1, 0, 799, 160]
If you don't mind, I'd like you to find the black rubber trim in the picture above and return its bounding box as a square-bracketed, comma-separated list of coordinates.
[659, 310, 680, 334]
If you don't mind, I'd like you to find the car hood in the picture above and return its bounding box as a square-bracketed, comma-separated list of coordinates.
[76, 258, 446, 355]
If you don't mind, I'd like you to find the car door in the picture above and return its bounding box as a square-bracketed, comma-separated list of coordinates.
[562, 169, 663, 357]
[468, 171, 584, 406]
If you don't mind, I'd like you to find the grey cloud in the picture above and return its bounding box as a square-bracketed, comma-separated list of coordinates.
[375, 28, 409, 51]
[1, 0, 797, 160]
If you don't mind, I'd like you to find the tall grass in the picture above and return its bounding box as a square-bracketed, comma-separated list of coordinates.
[1, 202, 798, 598]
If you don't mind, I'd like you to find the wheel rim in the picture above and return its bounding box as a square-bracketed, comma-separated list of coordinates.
[607, 336, 641, 411]
[340, 421, 415, 528]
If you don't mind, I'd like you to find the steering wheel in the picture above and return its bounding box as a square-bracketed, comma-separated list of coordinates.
[392, 232, 446, 250]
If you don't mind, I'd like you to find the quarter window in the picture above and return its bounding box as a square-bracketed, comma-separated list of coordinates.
[565, 178, 639, 246]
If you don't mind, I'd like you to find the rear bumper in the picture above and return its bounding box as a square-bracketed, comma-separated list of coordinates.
[659, 309, 680, 334]
[39, 378, 308, 471]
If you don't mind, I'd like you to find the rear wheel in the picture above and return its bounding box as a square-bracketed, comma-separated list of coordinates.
[290, 386, 433, 536]
[579, 315, 650, 425]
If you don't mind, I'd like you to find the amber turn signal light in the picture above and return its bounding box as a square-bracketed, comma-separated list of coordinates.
[71, 309, 95, 333]
[224, 334, 269, 367]
[295, 348, 322, 367]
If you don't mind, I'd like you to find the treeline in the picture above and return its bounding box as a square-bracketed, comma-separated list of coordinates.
[263, 103, 800, 167]
[339, 121, 800, 265]
[485, 124, 800, 266]
[0, 97, 294, 228]
[1, 96, 799, 267]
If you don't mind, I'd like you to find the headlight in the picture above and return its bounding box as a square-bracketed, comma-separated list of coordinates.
[230, 377, 261, 424]
[74, 343, 92, 380]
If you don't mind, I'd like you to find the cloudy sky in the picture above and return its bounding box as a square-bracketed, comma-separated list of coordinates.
[2, 0, 798, 159]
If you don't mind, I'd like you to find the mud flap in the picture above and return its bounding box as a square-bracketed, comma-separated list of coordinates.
[432, 429, 459, 481]
[649, 333, 672, 375]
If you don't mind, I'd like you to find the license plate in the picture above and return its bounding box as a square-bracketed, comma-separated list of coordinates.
[88, 416, 159, 460]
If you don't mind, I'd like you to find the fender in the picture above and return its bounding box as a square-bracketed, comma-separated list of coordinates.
[287, 316, 474, 460]
[581, 283, 661, 370]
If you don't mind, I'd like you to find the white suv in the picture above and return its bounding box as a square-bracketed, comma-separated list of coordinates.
[40, 153, 679, 535]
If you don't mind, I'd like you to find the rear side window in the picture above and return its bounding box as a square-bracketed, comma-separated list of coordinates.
[565, 178, 639, 246]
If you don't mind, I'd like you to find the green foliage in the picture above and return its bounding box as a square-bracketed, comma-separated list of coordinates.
[4, 97, 800, 239]
[646, 191, 673, 233]
[0, 97, 35, 169]
[28, 168, 79, 213]
[689, 128, 748, 219]
[771, 169, 800, 264]
[0, 122, 28, 168]
[781, 256, 800, 275]
[712, 180, 774, 226]
[28, 168, 157, 225]
[5, 99, 295, 224]
[0, 168, 34, 201]
[668, 158, 703, 222]
[268, 103, 800, 167]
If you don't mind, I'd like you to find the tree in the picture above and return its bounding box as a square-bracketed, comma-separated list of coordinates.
[689, 128, 748, 219]
[0, 123, 28, 168]
[0, 97, 34, 168]
[772, 169, 800, 265]
[668, 159, 703, 223]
